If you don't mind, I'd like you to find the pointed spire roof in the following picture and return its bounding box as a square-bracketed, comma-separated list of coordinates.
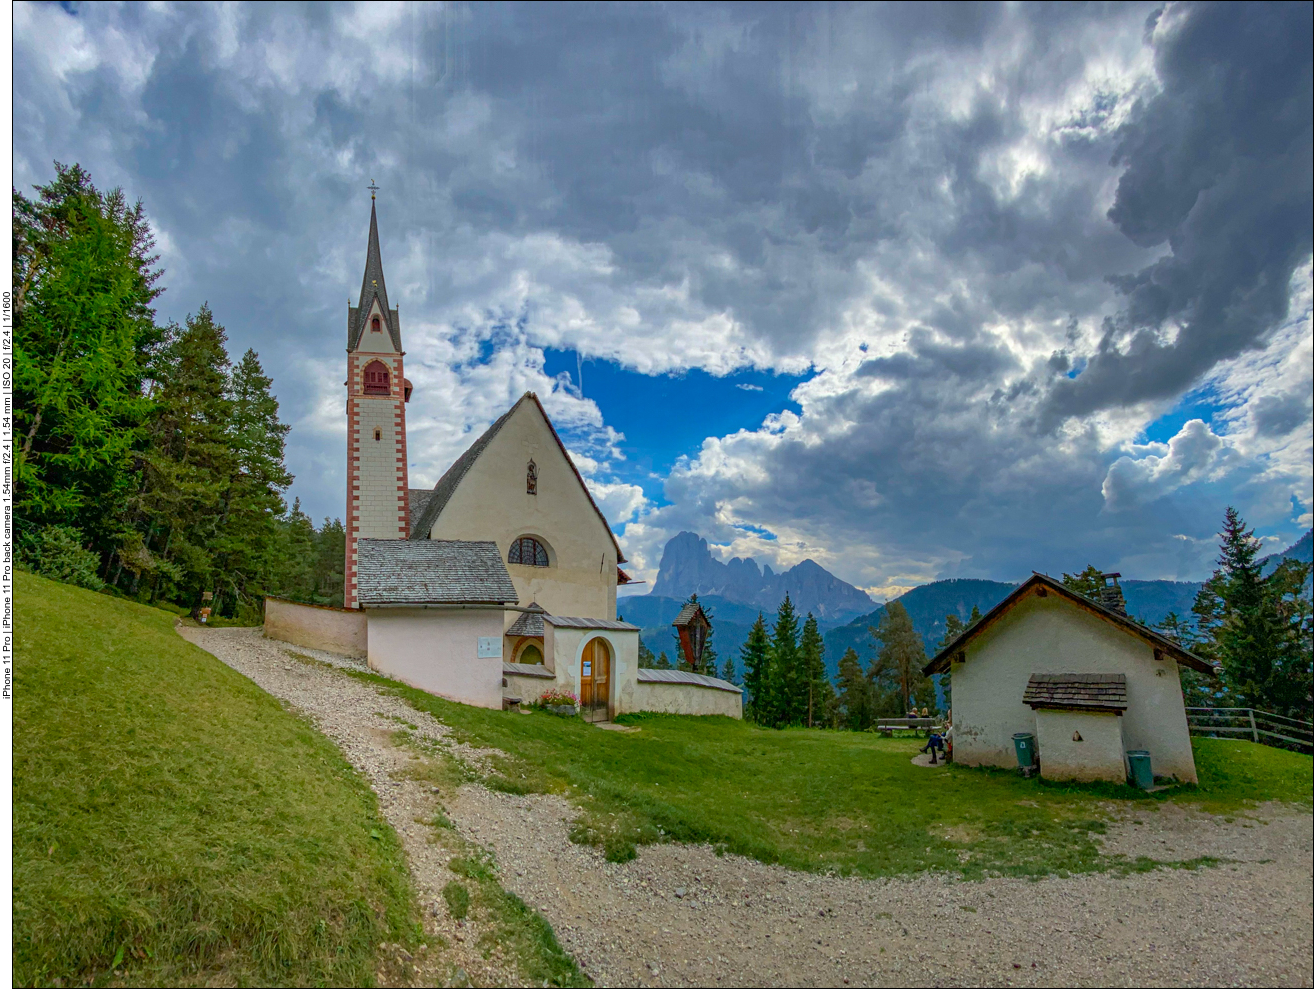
[349, 199, 401, 352]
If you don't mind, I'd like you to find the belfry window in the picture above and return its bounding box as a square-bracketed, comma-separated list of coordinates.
[509, 537, 550, 568]
[363, 361, 390, 395]
[371, 315, 381, 332]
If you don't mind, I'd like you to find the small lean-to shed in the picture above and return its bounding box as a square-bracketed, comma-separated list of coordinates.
[1024, 674, 1128, 782]
[925, 573, 1216, 784]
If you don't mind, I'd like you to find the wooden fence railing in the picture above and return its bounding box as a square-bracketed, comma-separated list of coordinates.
[1186, 707, 1313, 754]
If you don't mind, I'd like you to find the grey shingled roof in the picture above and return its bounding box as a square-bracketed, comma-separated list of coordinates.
[356, 539, 517, 605]
[543, 615, 640, 631]
[637, 668, 742, 694]
[506, 603, 547, 637]
[1024, 673, 1128, 712]
[503, 661, 555, 679]
[408, 488, 434, 534]
[407, 393, 626, 563]
[347, 200, 402, 353]
[672, 602, 708, 626]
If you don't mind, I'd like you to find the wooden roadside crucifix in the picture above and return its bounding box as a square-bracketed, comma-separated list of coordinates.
[672, 595, 712, 674]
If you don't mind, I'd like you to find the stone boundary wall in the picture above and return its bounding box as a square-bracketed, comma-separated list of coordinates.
[631, 679, 743, 719]
[264, 597, 367, 658]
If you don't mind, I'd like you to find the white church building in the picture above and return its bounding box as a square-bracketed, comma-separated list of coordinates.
[265, 198, 741, 721]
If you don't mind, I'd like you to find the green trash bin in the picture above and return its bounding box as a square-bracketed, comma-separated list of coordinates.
[1127, 749, 1153, 789]
[1012, 732, 1036, 770]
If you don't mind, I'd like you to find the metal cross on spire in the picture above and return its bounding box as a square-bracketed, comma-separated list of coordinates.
[367, 179, 379, 200]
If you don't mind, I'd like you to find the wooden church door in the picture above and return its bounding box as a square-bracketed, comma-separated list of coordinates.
[580, 638, 610, 723]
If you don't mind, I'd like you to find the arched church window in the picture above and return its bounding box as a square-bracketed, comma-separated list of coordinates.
[509, 536, 550, 567]
[518, 643, 544, 665]
[363, 361, 390, 395]
[526, 459, 538, 495]
[371, 315, 381, 332]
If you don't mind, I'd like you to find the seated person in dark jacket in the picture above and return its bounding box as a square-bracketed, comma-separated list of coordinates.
[920, 731, 946, 764]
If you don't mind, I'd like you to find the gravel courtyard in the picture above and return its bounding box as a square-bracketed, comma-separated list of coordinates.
[179, 626, 1314, 988]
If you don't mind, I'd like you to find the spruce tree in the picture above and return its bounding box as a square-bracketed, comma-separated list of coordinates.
[638, 638, 656, 669]
[799, 614, 827, 728]
[1061, 565, 1105, 600]
[719, 654, 737, 684]
[13, 162, 164, 553]
[835, 647, 872, 730]
[768, 594, 802, 727]
[655, 651, 672, 670]
[739, 613, 771, 723]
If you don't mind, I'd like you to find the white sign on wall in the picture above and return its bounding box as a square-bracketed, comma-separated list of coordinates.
[477, 637, 503, 659]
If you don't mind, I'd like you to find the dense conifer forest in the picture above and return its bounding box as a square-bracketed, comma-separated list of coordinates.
[15, 163, 344, 619]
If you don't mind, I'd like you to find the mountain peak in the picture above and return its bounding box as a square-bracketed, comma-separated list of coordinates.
[648, 532, 874, 619]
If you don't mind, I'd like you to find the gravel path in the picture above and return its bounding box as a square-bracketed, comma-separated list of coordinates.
[180, 627, 1314, 988]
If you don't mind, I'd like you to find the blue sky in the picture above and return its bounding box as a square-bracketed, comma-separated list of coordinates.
[13, 2, 1311, 598]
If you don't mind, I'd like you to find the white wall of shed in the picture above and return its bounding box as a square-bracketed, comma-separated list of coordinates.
[366, 608, 503, 709]
[1035, 708, 1126, 782]
[950, 592, 1198, 782]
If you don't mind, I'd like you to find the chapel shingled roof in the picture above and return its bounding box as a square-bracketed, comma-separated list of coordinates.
[922, 572, 1216, 677]
[1023, 673, 1128, 712]
[506, 602, 548, 638]
[407, 392, 626, 563]
[356, 539, 518, 606]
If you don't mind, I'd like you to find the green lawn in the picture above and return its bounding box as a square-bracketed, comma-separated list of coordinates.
[13, 573, 419, 987]
[368, 672, 1312, 880]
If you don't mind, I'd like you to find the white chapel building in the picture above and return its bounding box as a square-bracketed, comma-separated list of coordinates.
[267, 198, 740, 721]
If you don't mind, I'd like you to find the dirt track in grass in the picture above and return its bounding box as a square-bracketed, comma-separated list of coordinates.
[181, 626, 1314, 988]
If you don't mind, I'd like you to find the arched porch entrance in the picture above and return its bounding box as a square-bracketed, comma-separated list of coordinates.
[580, 637, 611, 723]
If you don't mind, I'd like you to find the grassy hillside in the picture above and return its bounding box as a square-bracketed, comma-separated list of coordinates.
[362, 670, 1312, 880]
[13, 573, 418, 987]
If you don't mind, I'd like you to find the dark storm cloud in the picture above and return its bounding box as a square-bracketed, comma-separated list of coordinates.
[1044, 1, 1313, 421]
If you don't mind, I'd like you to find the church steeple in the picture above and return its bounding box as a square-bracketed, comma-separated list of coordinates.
[343, 192, 411, 609]
[348, 197, 401, 353]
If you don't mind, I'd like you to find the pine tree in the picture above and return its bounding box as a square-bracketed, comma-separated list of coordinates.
[799, 613, 827, 728]
[1061, 565, 1105, 600]
[638, 638, 657, 669]
[869, 600, 930, 714]
[655, 651, 672, 670]
[835, 647, 872, 730]
[768, 594, 802, 727]
[739, 613, 771, 723]
[134, 305, 235, 605]
[13, 162, 164, 554]
[719, 654, 737, 684]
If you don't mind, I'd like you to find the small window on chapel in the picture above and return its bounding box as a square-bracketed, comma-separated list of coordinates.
[526, 459, 538, 496]
[509, 537, 549, 567]
[371, 315, 381, 332]
[373, 427, 382, 441]
[363, 361, 390, 395]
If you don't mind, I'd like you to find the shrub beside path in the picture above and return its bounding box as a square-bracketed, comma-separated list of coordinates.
[181, 626, 1314, 989]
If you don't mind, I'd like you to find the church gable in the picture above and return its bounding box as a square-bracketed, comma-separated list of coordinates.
[413, 393, 623, 566]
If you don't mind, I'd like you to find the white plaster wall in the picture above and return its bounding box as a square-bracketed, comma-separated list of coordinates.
[951, 592, 1198, 782]
[264, 597, 367, 658]
[545, 625, 639, 717]
[354, 396, 405, 539]
[1035, 709, 1126, 783]
[504, 672, 556, 705]
[366, 608, 503, 709]
[631, 682, 743, 718]
[425, 400, 618, 621]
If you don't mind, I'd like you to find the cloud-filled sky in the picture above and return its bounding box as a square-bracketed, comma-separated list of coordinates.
[14, 1, 1311, 599]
